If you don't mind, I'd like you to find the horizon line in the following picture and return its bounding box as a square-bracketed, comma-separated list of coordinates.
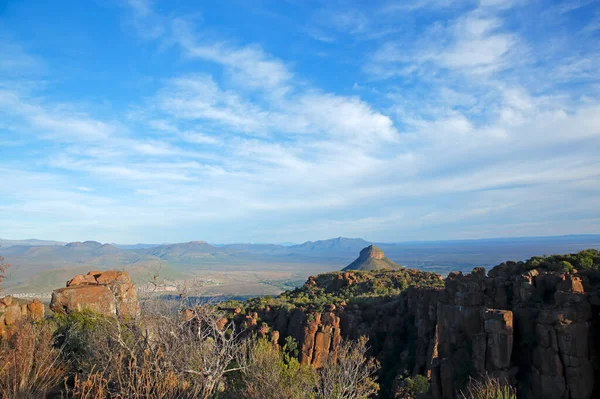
[2, 233, 600, 247]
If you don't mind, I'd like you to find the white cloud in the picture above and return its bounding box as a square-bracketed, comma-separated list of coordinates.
[0, 89, 116, 141]
[180, 131, 221, 145]
[436, 14, 516, 73]
[171, 19, 293, 94]
[157, 75, 271, 132]
[1, 0, 599, 243]
[293, 93, 399, 142]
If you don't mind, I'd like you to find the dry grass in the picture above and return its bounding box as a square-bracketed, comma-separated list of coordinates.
[0, 295, 381, 399]
[460, 374, 517, 399]
[0, 320, 65, 399]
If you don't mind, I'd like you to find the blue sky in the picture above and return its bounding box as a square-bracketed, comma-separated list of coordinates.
[0, 0, 599, 244]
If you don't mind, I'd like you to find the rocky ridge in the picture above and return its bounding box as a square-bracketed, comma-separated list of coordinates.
[234, 251, 600, 399]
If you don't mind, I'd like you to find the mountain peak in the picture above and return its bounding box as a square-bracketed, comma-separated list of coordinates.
[360, 245, 385, 260]
[343, 245, 401, 271]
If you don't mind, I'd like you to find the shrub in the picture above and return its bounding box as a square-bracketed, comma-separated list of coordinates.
[0, 320, 66, 399]
[283, 335, 299, 358]
[232, 338, 314, 399]
[315, 336, 380, 399]
[64, 304, 243, 399]
[53, 309, 111, 361]
[395, 374, 429, 398]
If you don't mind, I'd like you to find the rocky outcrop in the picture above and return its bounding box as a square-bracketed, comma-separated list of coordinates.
[430, 264, 599, 399]
[343, 245, 402, 271]
[0, 296, 45, 339]
[234, 270, 444, 398]
[240, 260, 600, 399]
[50, 270, 139, 317]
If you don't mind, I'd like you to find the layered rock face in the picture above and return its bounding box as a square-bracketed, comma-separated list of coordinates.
[243, 263, 600, 399]
[50, 270, 139, 317]
[0, 296, 45, 339]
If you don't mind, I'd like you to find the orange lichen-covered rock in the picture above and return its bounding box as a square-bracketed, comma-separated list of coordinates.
[67, 274, 98, 287]
[0, 296, 46, 340]
[51, 285, 117, 315]
[50, 270, 139, 317]
[26, 299, 45, 321]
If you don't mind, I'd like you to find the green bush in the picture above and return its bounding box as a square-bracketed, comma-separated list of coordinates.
[52, 309, 111, 359]
[396, 374, 429, 398]
[231, 338, 315, 399]
[522, 249, 600, 273]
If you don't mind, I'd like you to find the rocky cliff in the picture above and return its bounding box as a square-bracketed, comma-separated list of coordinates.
[232, 250, 600, 399]
[50, 270, 139, 317]
[429, 262, 598, 399]
[225, 268, 444, 397]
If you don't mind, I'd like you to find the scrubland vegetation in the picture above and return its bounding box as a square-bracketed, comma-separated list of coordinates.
[3, 249, 598, 398]
[225, 269, 445, 314]
[520, 249, 600, 273]
[0, 304, 379, 399]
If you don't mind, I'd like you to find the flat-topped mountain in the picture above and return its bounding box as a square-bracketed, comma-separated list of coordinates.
[343, 245, 402, 271]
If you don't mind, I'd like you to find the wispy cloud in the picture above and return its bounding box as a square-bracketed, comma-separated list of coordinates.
[0, 0, 598, 242]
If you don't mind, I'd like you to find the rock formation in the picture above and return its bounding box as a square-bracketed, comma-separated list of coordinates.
[50, 270, 139, 317]
[238, 259, 600, 399]
[427, 266, 598, 399]
[0, 296, 45, 339]
[343, 245, 402, 271]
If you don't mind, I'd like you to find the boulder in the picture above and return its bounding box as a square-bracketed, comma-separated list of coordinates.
[67, 274, 98, 287]
[0, 296, 46, 340]
[50, 270, 139, 317]
[26, 299, 44, 319]
[3, 303, 22, 326]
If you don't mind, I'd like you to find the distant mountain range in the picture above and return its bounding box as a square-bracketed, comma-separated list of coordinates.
[2, 235, 600, 295]
[0, 238, 66, 248]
